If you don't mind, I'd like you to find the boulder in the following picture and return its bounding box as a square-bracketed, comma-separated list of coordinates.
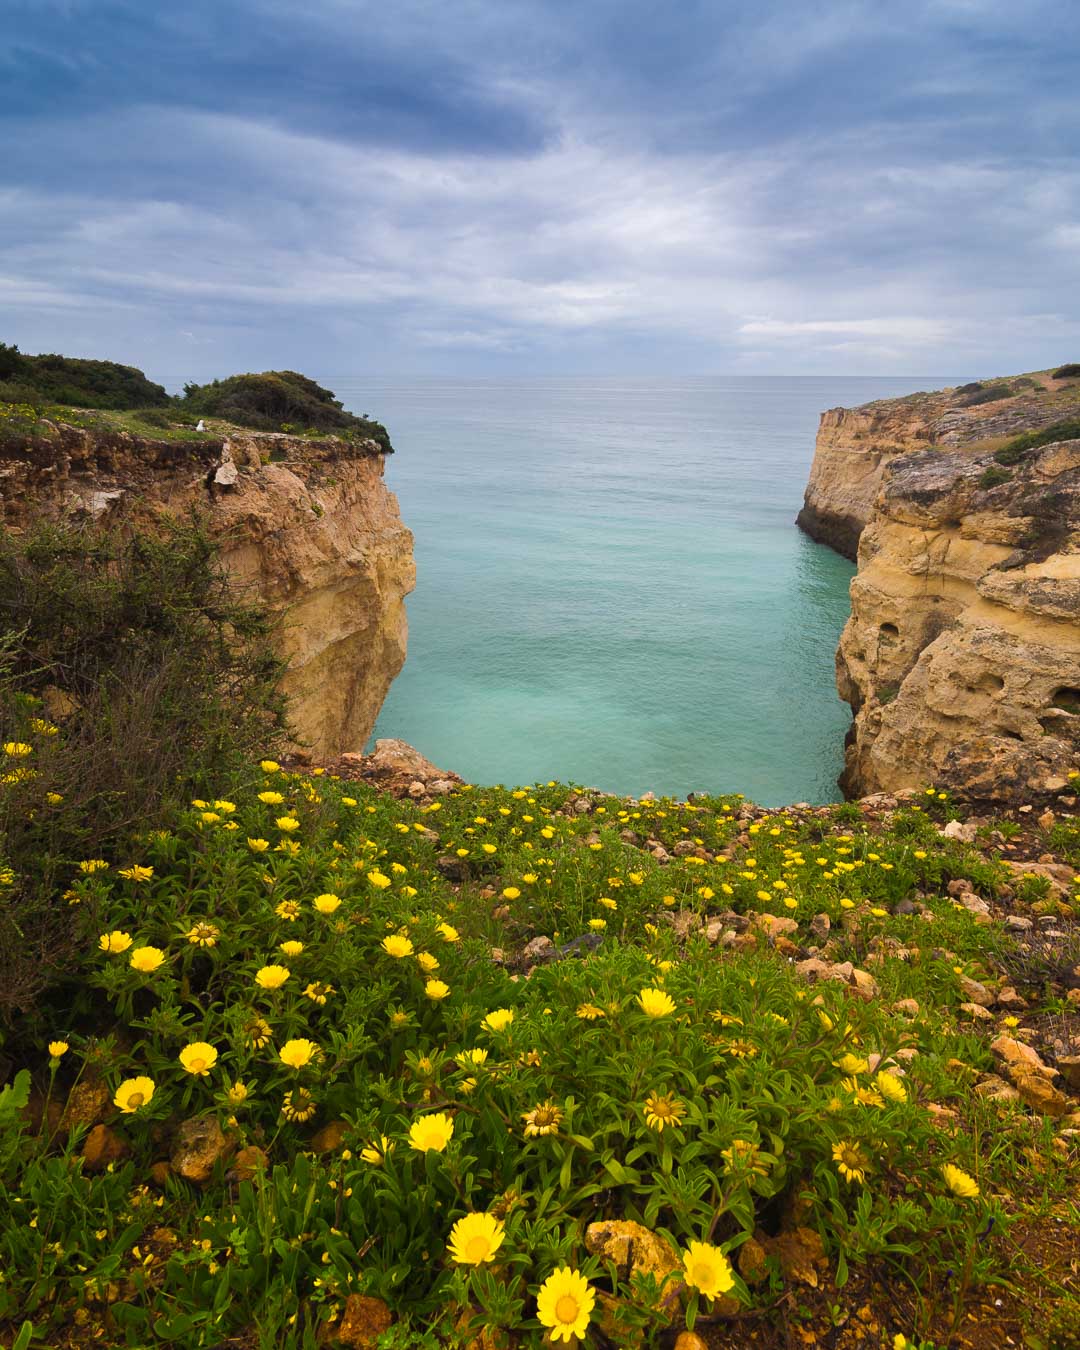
[170, 1114, 233, 1184]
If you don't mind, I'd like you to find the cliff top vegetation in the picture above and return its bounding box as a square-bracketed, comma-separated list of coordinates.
[0, 344, 392, 451]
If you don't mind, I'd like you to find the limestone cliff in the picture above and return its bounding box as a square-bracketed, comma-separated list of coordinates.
[836, 437, 1080, 804]
[798, 371, 1080, 559]
[0, 419, 415, 756]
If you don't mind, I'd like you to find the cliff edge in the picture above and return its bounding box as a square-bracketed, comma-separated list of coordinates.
[0, 416, 415, 756]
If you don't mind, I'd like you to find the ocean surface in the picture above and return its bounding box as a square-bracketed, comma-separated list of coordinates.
[329, 376, 950, 805]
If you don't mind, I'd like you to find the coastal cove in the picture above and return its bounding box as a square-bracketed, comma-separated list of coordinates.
[341, 376, 955, 804]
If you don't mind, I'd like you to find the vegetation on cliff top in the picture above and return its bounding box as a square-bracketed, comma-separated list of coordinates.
[0, 525, 1078, 1349]
[0, 343, 392, 450]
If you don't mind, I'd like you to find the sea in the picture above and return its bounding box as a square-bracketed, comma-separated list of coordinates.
[328, 376, 949, 806]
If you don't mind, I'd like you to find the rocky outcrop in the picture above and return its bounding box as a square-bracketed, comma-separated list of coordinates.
[798, 372, 1080, 558]
[836, 437, 1080, 804]
[0, 420, 414, 756]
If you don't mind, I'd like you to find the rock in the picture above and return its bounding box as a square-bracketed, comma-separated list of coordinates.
[228, 1146, 269, 1182]
[893, 899, 918, 916]
[774, 1227, 828, 1288]
[149, 1161, 173, 1187]
[996, 986, 1028, 1010]
[1005, 915, 1033, 932]
[212, 457, 239, 489]
[850, 968, 880, 999]
[795, 958, 833, 982]
[335, 1294, 392, 1348]
[958, 892, 991, 916]
[1055, 1056, 1080, 1091]
[522, 936, 556, 965]
[809, 913, 831, 942]
[584, 1220, 681, 1288]
[60, 1079, 112, 1133]
[436, 854, 468, 882]
[893, 998, 920, 1016]
[310, 1120, 350, 1153]
[703, 917, 725, 944]
[1002, 861, 1077, 900]
[958, 975, 994, 1007]
[960, 1002, 995, 1021]
[738, 1236, 769, 1284]
[1012, 1070, 1069, 1117]
[170, 1114, 233, 1184]
[991, 1035, 1058, 1079]
[82, 1124, 129, 1172]
[1038, 809, 1056, 830]
[947, 880, 972, 898]
[674, 1335, 710, 1350]
[942, 820, 978, 844]
[349, 740, 462, 797]
[974, 1075, 1021, 1103]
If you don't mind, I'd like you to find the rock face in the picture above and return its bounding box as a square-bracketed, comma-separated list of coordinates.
[797, 373, 1080, 559]
[0, 419, 414, 756]
[836, 437, 1080, 803]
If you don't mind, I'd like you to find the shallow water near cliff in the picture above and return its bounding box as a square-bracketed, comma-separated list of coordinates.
[331, 376, 947, 805]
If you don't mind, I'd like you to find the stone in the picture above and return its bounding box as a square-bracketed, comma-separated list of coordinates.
[775, 1227, 828, 1288]
[958, 892, 991, 916]
[1055, 1056, 1080, 1091]
[892, 998, 920, 1016]
[958, 975, 994, 1007]
[738, 1236, 769, 1284]
[336, 1294, 392, 1348]
[809, 913, 831, 942]
[850, 967, 880, 999]
[212, 457, 239, 489]
[522, 936, 556, 965]
[996, 986, 1028, 1010]
[310, 1120, 350, 1153]
[228, 1146, 269, 1182]
[991, 1035, 1058, 1079]
[942, 820, 978, 844]
[149, 1161, 172, 1187]
[60, 1079, 111, 1133]
[960, 1002, 994, 1021]
[170, 1114, 233, 1184]
[584, 1220, 681, 1288]
[82, 1124, 129, 1172]
[974, 1075, 1021, 1103]
[703, 917, 725, 944]
[1005, 915, 1033, 932]
[674, 1335, 709, 1350]
[1012, 1070, 1069, 1117]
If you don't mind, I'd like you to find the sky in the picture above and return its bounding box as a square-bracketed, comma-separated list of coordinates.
[2, 0, 1079, 383]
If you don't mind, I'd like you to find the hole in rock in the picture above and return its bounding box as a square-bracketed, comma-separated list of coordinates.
[879, 622, 899, 638]
[1050, 687, 1080, 715]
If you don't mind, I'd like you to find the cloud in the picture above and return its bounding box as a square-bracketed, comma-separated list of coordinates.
[1, 0, 1078, 375]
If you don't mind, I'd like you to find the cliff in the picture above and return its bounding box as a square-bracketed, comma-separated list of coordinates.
[836, 435, 1080, 804]
[0, 417, 415, 756]
[797, 371, 1080, 559]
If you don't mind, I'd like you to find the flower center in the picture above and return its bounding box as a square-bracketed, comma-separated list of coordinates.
[465, 1235, 490, 1263]
[554, 1295, 580, 1325]
[190, 1058, 206, 1073]
[128, 1092, 144, 1109]
[691, 1260, 713, 1287]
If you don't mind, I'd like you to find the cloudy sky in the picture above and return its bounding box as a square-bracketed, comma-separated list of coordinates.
[3, 0, 1079, 382]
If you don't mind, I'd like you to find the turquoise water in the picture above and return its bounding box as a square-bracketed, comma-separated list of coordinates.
[330, 376, 944, 805]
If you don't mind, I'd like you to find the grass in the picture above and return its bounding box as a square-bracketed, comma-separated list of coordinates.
[1, 752, 1077, 1348]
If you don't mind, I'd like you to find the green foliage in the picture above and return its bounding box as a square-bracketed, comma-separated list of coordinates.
[179, 371, 393, 447]
[0, 343, 169, 410]
[978, 465, 1013, 489]
[960, 384, 1014, 407]
[995, 417, 1080, 464]
[0, 518, 290, 1015]
[1051, 363, 1080, 380]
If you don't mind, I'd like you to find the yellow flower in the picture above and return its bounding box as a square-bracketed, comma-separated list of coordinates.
[275, 816, 300, 833]
[98, 930, 132, 954]
[417, 951, 439, 972]
[481, 1008, 514, 1033]
[447, 1212, 505, 1265]
[876, 1071, 907, 1104]
[303, 981, 334, 1005]
[367, 870, 391, 889]
[259, 791, 284, 805]
[186, 922, 220, 948]
[360, 1134, 394, 1166]
[129, 946, 165, 974]
[832, 1140, 869, 1184]
[941, 1163, 979, 1199]
[437, 922, 460, 943]
[279, 940, 304, 957]
[682, 1240, 734, 1300]
[536, 1267, 594, 1343]
[576, 1002, 605, 1020]
[2, 742, 32, 757]
[244, 1016, 273, 1048]
[837, 1054, 868, 1076]
[637, 987, 676, 1018]
[408, 1112, 454, 1153]
[274, 899, 301, 921]
[455, 1048, 489, 1069]
[281, 1088, 316, 1123]
[502, 886, 521, 899]
[259, 760, 280, 774]
[279, 1038, 319, 1070]
[721, 1139, 768, 1176]
[255, 964, 290, 990]
[522, 872, 538, 883]
[313, 893, 341, 914]
[381, 934, 414, 958]
[46, 791, 63, 804]
[425, 979, 450, 1000]
[227, 1081, 250, 1105]
[114, 1076, 155, 1113]
[522, 1102, 563, 1137]
[247, 837, 270, 852]
[30, 719, 58, 736]
[179, 1042, 218, 1076]
[642, 1092, 686, 1132]
[598, 896, 617, 910]
[48, 1040, 69, 1058]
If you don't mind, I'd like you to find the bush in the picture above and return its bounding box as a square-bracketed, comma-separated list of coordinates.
[179, 371, 393, 448]
[995, 417, 1080, 464]
[0, 343, 169, 410]
[0, 517, 290, 1016]
[1051, 364, 1080, 380]
[978, 465, 1012, 489]
[960, 385, 1014, 407]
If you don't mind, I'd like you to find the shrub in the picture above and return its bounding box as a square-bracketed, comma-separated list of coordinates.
[1051, 363, 1080, 380]
[0, 517, 290, 1016]
[995, 417, 1080, 463]
[960, 385, 1014, 407]
[978, 465, 1012, 489]
[178, 371, 393, 448]
[0, 344, 169, 410]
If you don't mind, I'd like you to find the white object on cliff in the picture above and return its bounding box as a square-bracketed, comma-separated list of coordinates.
[196, 419, 206, 431]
